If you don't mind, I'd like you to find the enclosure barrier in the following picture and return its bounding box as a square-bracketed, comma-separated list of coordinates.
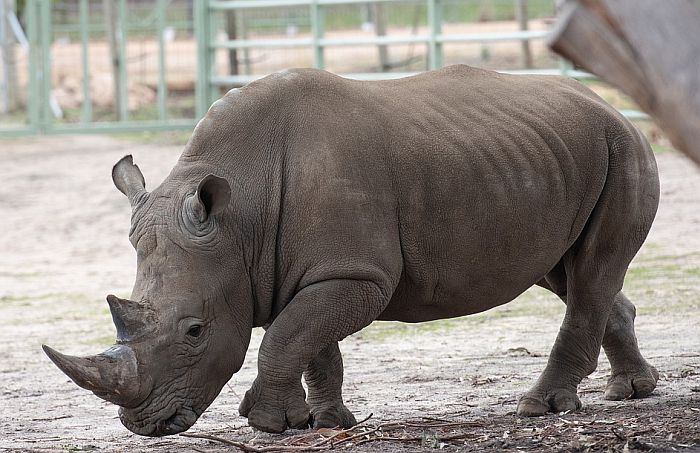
[0, 0, 646, 137]
[1, 0, 199, 136]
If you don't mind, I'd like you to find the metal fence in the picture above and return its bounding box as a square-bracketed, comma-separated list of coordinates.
[1, 0, 198, 135]
[0, 0, 645, 137]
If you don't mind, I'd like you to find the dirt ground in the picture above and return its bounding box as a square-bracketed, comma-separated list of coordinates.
[0, 135, 699, 452]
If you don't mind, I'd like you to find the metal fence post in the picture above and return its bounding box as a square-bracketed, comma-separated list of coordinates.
[25, 0, 39, 132]
[79, 0, 92, 123]
[194, 0, 211, 118]
[427, 0, 442, 70]
[39, 0, 51, 131]
[515, 0, 532, 68]
[117, 0, 128, 121]
[156, 0, 168, 121]
[310, 0, 324, 69]
[558, 58, 573, 77]
[0, 0, 8, 114]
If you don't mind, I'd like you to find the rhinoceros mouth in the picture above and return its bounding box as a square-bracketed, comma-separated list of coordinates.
[119, 405, 200, 437]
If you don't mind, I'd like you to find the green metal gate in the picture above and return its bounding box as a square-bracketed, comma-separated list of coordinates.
[0, 0, 645, 137]
[1, 0, 201, 136]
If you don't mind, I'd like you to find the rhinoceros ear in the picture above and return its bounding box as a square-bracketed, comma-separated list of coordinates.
[112, 155, 147, 207]
[196, 174, 231, 218]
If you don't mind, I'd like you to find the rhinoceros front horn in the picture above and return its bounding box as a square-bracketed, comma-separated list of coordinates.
[42, 344, 147, 408]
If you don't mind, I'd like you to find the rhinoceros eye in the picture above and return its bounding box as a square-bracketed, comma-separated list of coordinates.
[186, 325, 203, 338]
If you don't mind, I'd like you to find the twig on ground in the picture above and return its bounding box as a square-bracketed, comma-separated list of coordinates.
[181, 432, 332, 452]
[30, 415, 73, 421]
[309, 412, 374, 447]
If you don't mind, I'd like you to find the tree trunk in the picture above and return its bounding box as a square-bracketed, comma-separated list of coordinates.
[548, 0, 700, 166]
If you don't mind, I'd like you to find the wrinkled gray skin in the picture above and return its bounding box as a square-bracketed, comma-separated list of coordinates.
[44, 65, 660, 436]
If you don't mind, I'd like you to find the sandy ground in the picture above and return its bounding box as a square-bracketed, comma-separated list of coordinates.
[0, 135, 699, 452]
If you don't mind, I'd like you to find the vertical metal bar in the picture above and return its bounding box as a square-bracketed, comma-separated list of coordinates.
[80, 0, 92, 123]
[117, 0, 128, 121]
[515, 0, 532, 68]
[194, 0, 210, 118]
[427, 0, 442, 69]
[373, 3, 389, 71]
[238, 9, 251, 75]
[558, 58, 573, 77]
[310, 0, 324, 69]
[26, 0, 39, 131]
[156, 0, 168, 120]
[207, 0, 217, 106]
[40, 0, 51, 130]
[1, 0, 7, 115]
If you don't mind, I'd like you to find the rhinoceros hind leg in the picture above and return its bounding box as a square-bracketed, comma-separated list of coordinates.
[519, 129, 658, 417]
[601, 292, 659, 400]
[517, 388, 581, 416]
[537, 273, 659, 402]
[304, 342, 357, 429]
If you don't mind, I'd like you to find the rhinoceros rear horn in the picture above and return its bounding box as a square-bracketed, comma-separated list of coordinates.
[42, 344, 148, 408]
[112, 155, 147, 208]
[106, 294, 156, 342]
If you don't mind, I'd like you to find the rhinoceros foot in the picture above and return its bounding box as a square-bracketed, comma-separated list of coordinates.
[310, 402, 357, 429]
[604, 365, 659, 400]
[239, 378, 311, 433]
[516, 388, 582, 417]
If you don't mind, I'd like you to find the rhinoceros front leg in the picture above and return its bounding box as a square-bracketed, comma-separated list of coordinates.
[239, 279, 389, 433]
[304, 342, 357, 429]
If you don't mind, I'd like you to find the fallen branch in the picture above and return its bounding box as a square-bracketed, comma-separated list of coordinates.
[181, 413, 485, 451]
[181, 432, 331, 452]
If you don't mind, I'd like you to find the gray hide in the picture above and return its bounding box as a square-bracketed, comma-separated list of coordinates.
[44, 65, 660, 436]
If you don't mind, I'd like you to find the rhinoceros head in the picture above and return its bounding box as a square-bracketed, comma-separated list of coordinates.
[43, 155, 254, 436]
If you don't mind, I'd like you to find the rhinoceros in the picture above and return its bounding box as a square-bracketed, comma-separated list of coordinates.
[43, 65, 660, 436]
